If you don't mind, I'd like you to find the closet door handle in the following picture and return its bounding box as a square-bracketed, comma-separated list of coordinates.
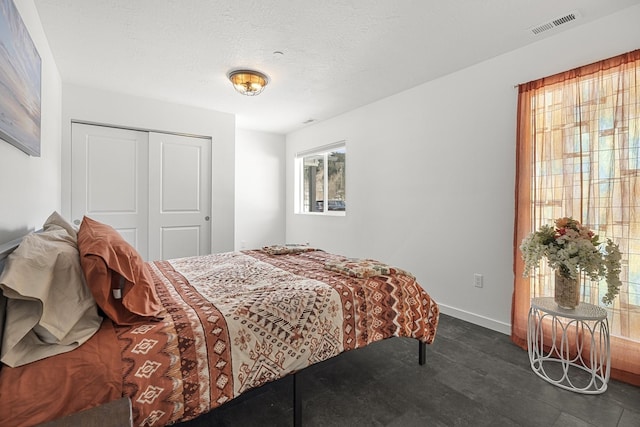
[205, 216, 210, 221]
[73, 219, 81, 225]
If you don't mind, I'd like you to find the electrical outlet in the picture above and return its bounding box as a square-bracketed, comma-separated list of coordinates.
[474, 273, 483, 288]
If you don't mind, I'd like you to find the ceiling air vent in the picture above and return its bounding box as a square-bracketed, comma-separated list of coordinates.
[529, 11, 581, 35]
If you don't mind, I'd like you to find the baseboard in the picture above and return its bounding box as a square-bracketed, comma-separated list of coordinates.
[438, 303, 511, 336]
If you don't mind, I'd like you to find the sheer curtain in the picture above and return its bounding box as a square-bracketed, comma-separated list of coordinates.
[512, 49, 640, 386]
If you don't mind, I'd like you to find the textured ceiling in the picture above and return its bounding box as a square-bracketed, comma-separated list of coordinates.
[34, 0, 640, 134]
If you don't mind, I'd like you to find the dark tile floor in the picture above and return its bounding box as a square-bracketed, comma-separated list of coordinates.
[176, 314, 640, 427]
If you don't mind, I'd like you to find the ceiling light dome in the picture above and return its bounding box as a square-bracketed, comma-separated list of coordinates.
[227, 69, 269, 96]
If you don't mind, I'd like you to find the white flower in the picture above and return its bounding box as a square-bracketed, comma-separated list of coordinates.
[520, 217, 622, 305]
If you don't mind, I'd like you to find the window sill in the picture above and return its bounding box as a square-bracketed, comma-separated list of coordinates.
[295, 211, 346, 217]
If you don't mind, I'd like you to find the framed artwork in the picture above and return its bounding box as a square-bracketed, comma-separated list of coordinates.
[0, 0, 41, 157]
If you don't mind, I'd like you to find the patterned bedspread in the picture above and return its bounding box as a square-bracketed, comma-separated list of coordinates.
[116, 250, 439, 426]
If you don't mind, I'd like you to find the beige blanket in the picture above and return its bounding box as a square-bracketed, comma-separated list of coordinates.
[0, 227, 101, 367]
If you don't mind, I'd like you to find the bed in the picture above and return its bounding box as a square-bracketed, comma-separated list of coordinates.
[0, 213, 439, 427]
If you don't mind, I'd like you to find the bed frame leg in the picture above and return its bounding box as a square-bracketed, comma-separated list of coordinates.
[418, 341, 426, 365]
[293, 372, 302, 427]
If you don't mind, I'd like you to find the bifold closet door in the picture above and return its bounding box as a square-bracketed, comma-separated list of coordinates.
[71, 123, 150, 258]
[71, 123, 211, 261]
[148, 132, 211, 261]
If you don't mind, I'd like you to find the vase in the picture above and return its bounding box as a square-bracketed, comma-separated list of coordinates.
[554, 271, 580, 309]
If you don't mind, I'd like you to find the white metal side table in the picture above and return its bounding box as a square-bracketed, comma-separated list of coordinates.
[527, 297, 610, 394]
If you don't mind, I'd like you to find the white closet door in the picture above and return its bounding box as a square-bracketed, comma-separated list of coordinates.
[71, 123, 150, 258]
[148, 132, 211, 261]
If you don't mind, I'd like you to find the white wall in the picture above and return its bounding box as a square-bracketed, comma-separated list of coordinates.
[235, 129, 286, 250]
[0, 0, 62, 245]
[285, 5, 640, 334]
[60, 84, 236, 253]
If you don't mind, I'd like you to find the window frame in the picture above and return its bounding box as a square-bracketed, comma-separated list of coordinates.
[294, 140, 346, 216]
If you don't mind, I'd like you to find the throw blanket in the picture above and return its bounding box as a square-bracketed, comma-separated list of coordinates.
[261, 244, 317, 255]
[324, 258, 415, 279]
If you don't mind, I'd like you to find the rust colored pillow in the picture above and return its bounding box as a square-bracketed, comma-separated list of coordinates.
[77, 216, 163, 325]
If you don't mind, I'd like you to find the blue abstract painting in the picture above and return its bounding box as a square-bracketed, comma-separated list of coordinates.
[0, 0, 41, 156]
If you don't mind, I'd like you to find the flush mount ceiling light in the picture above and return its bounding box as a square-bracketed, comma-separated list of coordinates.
[227, 69, 270, 96]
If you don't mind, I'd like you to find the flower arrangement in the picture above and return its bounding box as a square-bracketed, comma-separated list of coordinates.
[520, 217, 622, 305]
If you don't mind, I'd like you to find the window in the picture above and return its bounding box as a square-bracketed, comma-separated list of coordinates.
[513, 49, 640, 386]
[296, 141, 346, 215]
